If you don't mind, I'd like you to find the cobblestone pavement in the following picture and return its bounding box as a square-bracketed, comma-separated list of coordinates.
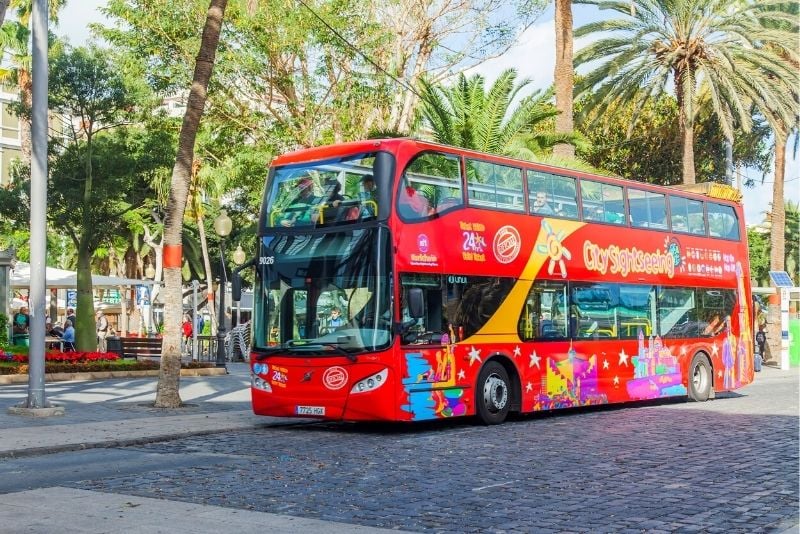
[69, 370, 798, 533]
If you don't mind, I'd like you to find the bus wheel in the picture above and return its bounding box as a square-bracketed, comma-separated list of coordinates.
[688, 353, 712, 402]
[476, 361, 510, 425]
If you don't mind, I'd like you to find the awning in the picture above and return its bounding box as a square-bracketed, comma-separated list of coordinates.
[10, 261, 156, 289]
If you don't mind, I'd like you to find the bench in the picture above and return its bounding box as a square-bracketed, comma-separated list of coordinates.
[118, 337, 163, 360]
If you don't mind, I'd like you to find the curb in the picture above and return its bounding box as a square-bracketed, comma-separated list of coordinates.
[0, 425, 247, 459]
[0, 367, 227, 385]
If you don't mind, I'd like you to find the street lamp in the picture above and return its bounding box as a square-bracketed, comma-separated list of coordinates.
[214, 210, 232, 369]
[232, 245, 246, 327]
[143, 263, 156, 336]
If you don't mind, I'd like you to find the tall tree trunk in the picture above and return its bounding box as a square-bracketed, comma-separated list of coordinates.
[765, 128, 787, 363]
[18, 69, 33, 163]
[675, 69, 696, 185]
[155, 0, 228, 408]
[75, 242, 96, 351]
[553, 0, 575, 159]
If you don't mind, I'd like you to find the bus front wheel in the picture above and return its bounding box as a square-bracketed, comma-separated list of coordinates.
[476, 361, 510, 425]
[688, 353, 712, 402]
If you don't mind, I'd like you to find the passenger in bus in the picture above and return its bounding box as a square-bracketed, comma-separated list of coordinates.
[532, 191, 555, 215]
[280, 177, 320, 227]
[321, 179, 345, 222]
[398, 185, 432, 218]
[358, 174, 377, 217]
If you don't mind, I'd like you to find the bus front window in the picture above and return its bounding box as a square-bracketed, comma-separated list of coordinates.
[252, 228, 392, 355]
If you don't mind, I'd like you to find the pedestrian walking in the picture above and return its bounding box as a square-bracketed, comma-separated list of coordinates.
[755, 323, 766, 370]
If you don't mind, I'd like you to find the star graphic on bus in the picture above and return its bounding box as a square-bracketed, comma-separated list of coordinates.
[526, 381, 533, 392]
[457, 369, 466, 380]
[603, 359, 610, 369]
[529, 351, 540, 368]
[618, 349, 629, 366]
[468, 346, 482, 366]
[513, 346, 521, 357]
[536, 220, 571, 278]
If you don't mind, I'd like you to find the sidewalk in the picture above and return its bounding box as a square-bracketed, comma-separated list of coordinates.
[0, 362, 266, 458]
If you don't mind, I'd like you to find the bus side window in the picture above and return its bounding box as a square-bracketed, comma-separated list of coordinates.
[518, 281, 568, 341]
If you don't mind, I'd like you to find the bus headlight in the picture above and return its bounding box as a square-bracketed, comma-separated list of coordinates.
[350, 369, 388, 394]
[251, 372, 272, 392]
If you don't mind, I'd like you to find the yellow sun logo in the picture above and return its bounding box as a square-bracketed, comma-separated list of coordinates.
[536, 220, 571, 278]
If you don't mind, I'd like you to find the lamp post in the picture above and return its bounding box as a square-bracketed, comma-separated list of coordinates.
[232, 245, 246, 326]
[144, 263, 155, 336]
[213, 210, 232, 369]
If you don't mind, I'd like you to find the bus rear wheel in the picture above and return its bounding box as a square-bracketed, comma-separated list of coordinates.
[688, 353, 712, 402]
[476, 361, 510, 425]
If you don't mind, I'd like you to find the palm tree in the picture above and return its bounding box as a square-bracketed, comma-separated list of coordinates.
[574, 0, 799, 185]
[553, 0, 575, 158]
[418, 68, 577, 158]
[155, 0, 228, 409]
[0, 0, 65, 161]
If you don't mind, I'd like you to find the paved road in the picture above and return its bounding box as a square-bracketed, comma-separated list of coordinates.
[5, 367, 796, 533]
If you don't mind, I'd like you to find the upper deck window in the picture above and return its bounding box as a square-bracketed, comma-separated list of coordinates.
[398, 152, 462, 221]
[465, 159, 525, 212]
[265, 152, 381, 229]
[669, 195, 705, 235]
[629, 189, 667, 229]
[581, 180, 626, 225]
[707, 202, 740, 240]
[527, 171, 578, 219]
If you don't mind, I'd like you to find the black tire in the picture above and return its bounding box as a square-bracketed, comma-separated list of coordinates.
[688, 353, 712, 402]
[476, 361, 511, 425]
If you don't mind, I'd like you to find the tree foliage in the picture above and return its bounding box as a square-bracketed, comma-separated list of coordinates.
[576, 93, 772, 185]
[574, 0, 799, 184]
[418, 68, 580, 159]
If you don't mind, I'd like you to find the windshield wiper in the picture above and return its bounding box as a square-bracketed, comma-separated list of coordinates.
[253, 346, 287, 360]
[322, 342, 357, 362]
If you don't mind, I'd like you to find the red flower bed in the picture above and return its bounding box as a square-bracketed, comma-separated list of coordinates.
[8, 351, 121, 363]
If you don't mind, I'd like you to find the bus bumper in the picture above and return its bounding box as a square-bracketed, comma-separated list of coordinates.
[250, 360, 399, 421]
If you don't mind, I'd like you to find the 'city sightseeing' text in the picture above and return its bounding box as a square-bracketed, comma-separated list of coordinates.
[583, 240, 675, 279]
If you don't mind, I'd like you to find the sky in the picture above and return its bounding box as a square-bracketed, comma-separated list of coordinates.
[57, 0, 798, 227]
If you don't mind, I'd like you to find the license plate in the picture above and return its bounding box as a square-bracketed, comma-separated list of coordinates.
[296, 405, 325, 416]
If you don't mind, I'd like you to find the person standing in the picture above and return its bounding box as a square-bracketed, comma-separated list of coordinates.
[65, 307, 77, 329]
[96, 309, 109, 352]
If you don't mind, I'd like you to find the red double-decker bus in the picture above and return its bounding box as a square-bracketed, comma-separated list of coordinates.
[245, 139, 753, 424]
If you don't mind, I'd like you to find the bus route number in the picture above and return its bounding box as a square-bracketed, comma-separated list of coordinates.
[259, 256, 275, 266]
[448, 275, 467, 285]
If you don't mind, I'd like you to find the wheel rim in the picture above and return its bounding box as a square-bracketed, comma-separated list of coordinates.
[483, 373, 508, 413]
[692, 361, 708, 393]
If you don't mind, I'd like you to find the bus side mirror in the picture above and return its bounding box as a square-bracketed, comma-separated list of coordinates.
[232, 272, 242, 302]
[408, 288, 424, 319]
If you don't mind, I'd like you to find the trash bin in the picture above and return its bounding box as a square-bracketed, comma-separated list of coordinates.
[754, 352, 762, 372]
[12, 334, 29, 347]
[106, 336, 122, 356]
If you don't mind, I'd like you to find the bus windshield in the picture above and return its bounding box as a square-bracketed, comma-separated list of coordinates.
[264, 152, 379, 229]
[252, 227, 392, 356]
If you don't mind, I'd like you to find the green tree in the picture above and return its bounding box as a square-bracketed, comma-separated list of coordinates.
[574, 0, 798, 185]
[47, 45, 149, 350]
[747, 227, 770, 287]
[418, 68, 577, 158]
[0, 0, 65, 160]
[576, 94, 772, 185]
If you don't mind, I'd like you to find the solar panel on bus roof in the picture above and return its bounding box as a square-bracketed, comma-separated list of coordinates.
[769, 271, 795, 287]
